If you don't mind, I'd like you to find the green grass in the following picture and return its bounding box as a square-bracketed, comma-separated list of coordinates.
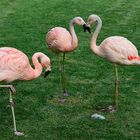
[0, 0, 140, 139]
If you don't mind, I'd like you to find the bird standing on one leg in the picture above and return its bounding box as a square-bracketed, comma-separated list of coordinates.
[46, 17, 89, 98]
[0, 47, 51, 135]
[85, 14, 140, 112]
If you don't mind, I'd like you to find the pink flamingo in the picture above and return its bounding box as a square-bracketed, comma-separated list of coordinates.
[0, 47, 51, 136]
[85, 14, 140, 112]
[46, 17, 88, 97]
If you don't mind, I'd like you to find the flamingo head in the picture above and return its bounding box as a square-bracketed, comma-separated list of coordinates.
[40, 56, 51, 77]
[85, 14, 102, 33]
[71, 17, 91, 33]
[86, 14, 101, 26]
[71, 17, 86, 26]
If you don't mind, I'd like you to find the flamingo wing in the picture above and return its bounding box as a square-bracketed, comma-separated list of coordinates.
[99, 36, 139, 64]
[46, 27, 72, 53]
[0, 47, 30, 81]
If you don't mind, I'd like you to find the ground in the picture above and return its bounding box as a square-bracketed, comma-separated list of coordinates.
[0, 0, 140, 140]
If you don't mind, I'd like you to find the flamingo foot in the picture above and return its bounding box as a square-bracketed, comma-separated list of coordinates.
[99, 105, 118, 113]
[58, 91, 69, 103]
[15, 131, 24, 136]
[63, 91, 69, 97]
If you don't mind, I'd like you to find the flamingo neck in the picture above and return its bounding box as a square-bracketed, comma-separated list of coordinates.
[70, 21, 78, 50]
[31, 53, 43, 79]
[90, 17, 102, 56]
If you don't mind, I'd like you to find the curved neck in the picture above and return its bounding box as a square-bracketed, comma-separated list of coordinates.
[31, 53, 43, 79]
[90, 17, 102, 56]
[70, 21, 78, 50]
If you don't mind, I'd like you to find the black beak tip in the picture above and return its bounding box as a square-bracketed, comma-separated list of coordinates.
[83, 24, 91, 34]
[83, 24, 87, 32]
[87, 26, 91, 34]
[44, 71, 51, 77]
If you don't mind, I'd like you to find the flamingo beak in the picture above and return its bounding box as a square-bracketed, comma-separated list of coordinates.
[83, 24, 91, 33]
[44, 66, 51, 77]
[83, 24, 87, 32]
[44, 70, 51, 77]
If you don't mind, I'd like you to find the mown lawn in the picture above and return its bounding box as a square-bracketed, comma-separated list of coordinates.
[0, 0, 140, 140]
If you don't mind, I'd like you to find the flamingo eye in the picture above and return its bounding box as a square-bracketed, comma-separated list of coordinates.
[88, 18, 92, 22]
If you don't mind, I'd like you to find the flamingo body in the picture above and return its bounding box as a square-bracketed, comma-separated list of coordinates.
[0, 47, 51, 82]
[0, 47, 31, 82]
[99, 36, 139, 64]
[46, 27, 72, 53]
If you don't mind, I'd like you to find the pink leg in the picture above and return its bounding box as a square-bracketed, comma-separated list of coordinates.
[0, 85, 24, 136]
[99, 65, 119, 113]
[62, 53, 68, 96]
[113, 64, 119, 111]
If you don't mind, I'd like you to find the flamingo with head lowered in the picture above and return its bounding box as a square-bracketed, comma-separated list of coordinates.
[85, 14, 140, 112]
[0, 47, 51, 136]
[46, 17, 90, 99]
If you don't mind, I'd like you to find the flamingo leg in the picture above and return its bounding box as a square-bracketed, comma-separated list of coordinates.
[0, 85, 24, 136]
[114, 64, 119, 111]
[100, 65, 119, 112]
[58, 54, 63, 95]
[62, 53, 68, 96]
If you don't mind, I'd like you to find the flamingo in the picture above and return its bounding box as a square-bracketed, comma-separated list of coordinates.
[0, 47, 51, 136]
[85, 14, 140, 112]
[46, 17, 89, 98]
